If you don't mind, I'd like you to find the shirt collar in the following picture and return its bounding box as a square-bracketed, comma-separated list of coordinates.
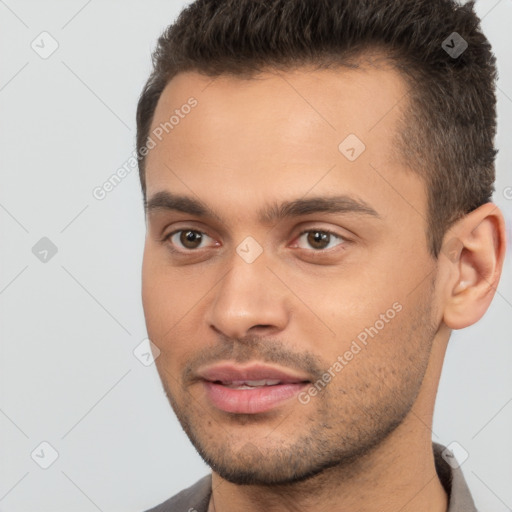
[433, 442, 477, 512]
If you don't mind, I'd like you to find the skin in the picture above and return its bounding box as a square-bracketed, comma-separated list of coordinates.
[141, 60, 506, 512]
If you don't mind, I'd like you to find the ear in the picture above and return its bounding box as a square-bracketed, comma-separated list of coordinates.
[441, 203, 507, 330]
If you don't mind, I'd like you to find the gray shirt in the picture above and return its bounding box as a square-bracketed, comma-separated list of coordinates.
[144, 442, 477, 512]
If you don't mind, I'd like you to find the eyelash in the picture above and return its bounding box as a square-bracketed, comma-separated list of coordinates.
[162, 228, 347, 253]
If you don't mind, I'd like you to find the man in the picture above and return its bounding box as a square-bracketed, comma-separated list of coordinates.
[137, 0, 506, 511]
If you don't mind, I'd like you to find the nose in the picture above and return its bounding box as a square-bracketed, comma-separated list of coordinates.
[204, 251, 290, 340]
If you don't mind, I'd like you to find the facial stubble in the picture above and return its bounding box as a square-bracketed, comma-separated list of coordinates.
[156, 291, 439, 487]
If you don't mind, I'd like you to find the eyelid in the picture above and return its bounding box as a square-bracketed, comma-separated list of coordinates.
[297, 227, 345, 239]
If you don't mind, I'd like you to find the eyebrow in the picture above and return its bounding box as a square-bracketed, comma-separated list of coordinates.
[145, 191, 381, 224]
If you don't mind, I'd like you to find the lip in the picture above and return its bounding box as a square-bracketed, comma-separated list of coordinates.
[198, 363, 311, 383]
[198, 363, 310, 414]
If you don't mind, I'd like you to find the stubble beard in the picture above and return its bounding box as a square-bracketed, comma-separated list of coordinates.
[157, 295, 438, 487]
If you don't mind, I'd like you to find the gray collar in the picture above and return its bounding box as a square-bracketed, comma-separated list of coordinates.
[433, 441, 477, 511]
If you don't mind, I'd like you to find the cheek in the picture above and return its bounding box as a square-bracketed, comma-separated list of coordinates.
[141, 250, 211, 371]
[141, 249, 182, 342]
[321, 301, 430, 407]
[288, 270, 401, 350]
[293, 272, 426, 387]
[142, 243, 190, 312]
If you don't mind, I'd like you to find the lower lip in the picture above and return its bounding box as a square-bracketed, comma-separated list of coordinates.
[202, 381, 308, 414]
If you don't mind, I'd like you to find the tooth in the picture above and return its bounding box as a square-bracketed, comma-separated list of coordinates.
[227, 380, 245, 386]
[220, 379, 283, 388]
[245, 380, 268, 386]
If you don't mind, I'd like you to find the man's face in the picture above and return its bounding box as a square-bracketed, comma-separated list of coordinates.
[141, 64, 442, 484]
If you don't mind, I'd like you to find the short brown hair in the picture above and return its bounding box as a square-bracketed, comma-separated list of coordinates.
[136, 0, 498, 257]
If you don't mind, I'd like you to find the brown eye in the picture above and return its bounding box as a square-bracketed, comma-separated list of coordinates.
[295, 229, 345, 251]
[180, 230, 203, 249]
[307, 231, 330, 249]
[166, 229, 215, 251]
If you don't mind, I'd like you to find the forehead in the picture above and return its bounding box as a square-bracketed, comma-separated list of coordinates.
[149, 62, 408, 152]
[144, 63, 425, 225]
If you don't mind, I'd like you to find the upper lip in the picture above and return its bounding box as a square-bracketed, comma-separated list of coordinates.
[197, 363, 311, 384]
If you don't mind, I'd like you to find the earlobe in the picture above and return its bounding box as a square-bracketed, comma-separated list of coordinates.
[442, 203, 506, 330]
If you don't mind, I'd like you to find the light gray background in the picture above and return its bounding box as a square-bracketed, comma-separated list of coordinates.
[0, 1, 511, 511]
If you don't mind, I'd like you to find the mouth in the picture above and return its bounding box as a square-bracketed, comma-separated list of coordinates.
[197, 363, 311, 414]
